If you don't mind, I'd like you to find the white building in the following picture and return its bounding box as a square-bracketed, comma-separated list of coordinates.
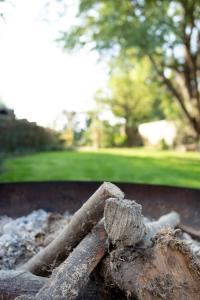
[138, 120, 177, 146]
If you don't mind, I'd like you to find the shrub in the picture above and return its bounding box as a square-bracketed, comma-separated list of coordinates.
[157, 139, 169, 150]
[0, 117, 64, 154]
[0, 153, 5, 174]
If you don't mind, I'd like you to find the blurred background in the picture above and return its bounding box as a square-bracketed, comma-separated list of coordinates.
[0, 0, 199, 188]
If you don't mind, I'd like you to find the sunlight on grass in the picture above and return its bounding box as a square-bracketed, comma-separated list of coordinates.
[0, 148, 200, 189]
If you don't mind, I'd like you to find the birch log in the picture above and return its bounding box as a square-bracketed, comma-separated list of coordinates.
[34, 219, 107, 300]
[22, 182, 123, 275]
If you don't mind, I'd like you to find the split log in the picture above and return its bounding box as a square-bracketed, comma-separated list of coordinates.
[22, 182, 123, 275]
[104, 198, 180, 248]
[104, 198, 145, 247]
[34, 219, 107, 300]
[101, 230, 200, 300]
[0, 270, 47, 299]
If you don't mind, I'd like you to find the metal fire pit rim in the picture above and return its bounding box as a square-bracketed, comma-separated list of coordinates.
[0, 179, 200, 192]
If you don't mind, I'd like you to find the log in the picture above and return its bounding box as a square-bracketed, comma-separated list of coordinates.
[34, 219, 107, 300]
[16, 279, 125, 300]
[179, 223, 200, 241]
[22, 182, 123, 275]
[101, 230, 200, 299]
[0, 270, 47, 299]
[104, 198, 180, 248]
[104, 198, 145, 247]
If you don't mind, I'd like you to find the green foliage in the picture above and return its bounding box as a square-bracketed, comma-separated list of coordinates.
[106, 57, 157, 124]
[62, 0, 200, 137]
[62, 0, 189, 56]
[0, 118, 64, 154]
[63, 0, 200, 62]
[82, 110, 125, 148]
[157, 139, 170, 151]
[0, 152, 5, 174]
[56, 111, 87, 148]
[95, 55, 174, 146]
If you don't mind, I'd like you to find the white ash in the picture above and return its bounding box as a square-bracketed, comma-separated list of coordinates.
[2, 210, 48, 236]
[0, 216, 13, 235]
[181, 232, 200, 258]
[143, 216, 151, 223]
[144, 216, 200, 259]
[0, 209, 71, 270]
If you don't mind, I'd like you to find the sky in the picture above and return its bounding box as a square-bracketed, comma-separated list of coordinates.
[0, 0, 107, 127]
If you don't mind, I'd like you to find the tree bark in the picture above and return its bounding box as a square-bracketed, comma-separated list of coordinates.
[21, 182, 124, 276]
[34, 220, 107, 300]
[125, 124, 142, 147]
[0, 270, 47, 299]
[148, 54, 200, 139]
[101, 230, 200, 300]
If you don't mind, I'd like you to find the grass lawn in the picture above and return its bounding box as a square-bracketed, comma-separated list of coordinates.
[0, 148, 200, 189]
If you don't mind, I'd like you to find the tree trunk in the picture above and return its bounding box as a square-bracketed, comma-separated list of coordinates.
[148, 54, 200, 140]
[125, 124, 142, 147]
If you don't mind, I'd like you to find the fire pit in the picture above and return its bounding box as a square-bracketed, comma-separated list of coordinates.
[0, 181, 200, 227]
[0, 181, 200, 299]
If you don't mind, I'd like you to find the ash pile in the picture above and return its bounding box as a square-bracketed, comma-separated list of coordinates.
[0, 210, 71, 270]
[1, 182, 200, 300]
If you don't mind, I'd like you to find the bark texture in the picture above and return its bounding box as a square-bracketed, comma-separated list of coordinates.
[34, 220, 107, 300]
[101, 230, 200, 300]
[0, 270, 47, 299]
[22, 182, 123, 275]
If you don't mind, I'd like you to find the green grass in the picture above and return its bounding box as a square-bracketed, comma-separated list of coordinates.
[0, 148, 200, 188]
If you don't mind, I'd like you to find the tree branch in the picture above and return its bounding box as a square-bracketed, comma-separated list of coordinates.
[148, 54, 200, 136]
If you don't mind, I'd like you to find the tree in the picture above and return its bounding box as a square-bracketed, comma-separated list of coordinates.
[60, 111, 80, 148]
[61, 0, 200, 140]
[95, 57, 168, 146]
[85, 110, 102, 148]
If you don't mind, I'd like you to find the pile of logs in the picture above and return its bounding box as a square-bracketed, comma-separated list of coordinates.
[1, 182, 200, 300]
